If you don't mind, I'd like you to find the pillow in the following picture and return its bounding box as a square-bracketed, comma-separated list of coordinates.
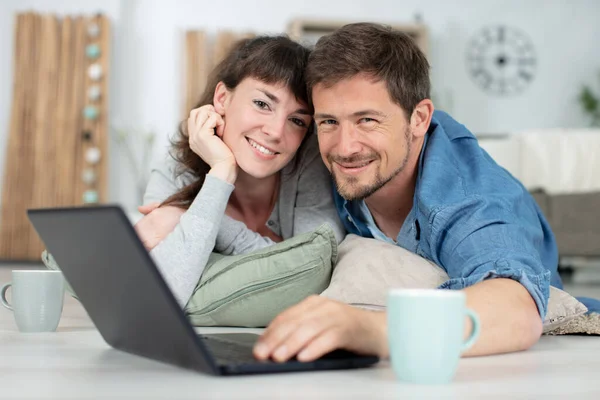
[42, 250, 78, 299]
[184, 223, 337, 327]
[321, 234, 588, 333]
[42, 223, 337, 328]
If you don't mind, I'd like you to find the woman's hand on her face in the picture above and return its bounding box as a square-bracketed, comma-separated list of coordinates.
[188, 105, 237, 184]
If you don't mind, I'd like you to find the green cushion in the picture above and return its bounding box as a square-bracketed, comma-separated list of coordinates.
[42, 250, 78, 299]
[184, 223, 338, 327]
[41, 223, 338, 328]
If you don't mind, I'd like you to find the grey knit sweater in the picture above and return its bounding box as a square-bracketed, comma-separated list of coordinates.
[143, 134, 345, 307]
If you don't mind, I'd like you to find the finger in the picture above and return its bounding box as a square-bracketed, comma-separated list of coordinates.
[193, 109, 210, 133]
[200, 113, 221, 138]
[270, 313, 334, 363]
[138, 206, 152, 215]
[296, 329, 345, 362]
[188, 112, 210, 153]
[262, 295, 324, 339]
[138, 206, 156, 215]
[296, 307, 386, 361]
[254, 318, 301, 361]
[215, 114, 225, 138]
[254, 296, 325, 360]
[190, 104, 213, 118]
[138, 202, 160, 215]
[188, 108, 209, 137]
[197, 104, 215, 122]
[188, 108, 202, 131]
[271, 295, 325, 326]
[189, 107, 201, 120]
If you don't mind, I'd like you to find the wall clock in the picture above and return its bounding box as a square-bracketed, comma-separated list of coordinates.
[466, 25, 536, 96]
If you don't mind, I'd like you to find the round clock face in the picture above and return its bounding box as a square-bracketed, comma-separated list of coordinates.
[466, 25, 536, 96]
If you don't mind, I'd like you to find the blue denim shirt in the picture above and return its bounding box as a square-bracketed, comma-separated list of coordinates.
[334, 111, 562, 320]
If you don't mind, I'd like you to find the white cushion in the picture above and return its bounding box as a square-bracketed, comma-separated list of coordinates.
[321, 234, 588, 333]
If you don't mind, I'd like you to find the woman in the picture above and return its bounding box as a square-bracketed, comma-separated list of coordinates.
[134, 36, 345, 308]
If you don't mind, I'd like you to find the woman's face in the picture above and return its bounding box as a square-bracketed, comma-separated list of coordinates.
[214, 77, 312, 179]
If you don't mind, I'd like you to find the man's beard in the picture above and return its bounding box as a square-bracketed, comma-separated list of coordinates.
[329, 128, 412, 201]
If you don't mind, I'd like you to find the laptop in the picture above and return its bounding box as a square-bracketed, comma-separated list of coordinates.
[27, 205, 379, 376]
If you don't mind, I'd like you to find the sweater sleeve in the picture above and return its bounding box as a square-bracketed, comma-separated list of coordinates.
[148, 175, 233, 307]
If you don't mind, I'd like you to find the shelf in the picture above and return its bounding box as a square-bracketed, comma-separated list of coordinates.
[287, 19, 429, 59]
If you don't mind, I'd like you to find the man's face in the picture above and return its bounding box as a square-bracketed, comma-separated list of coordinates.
[313, 74, 413, 200]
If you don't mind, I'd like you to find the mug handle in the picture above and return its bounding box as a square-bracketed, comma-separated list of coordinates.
[1, 283, 13, 311]
[461, 309, 480, 352]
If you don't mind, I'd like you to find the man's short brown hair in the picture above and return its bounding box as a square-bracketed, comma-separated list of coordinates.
[307, 22, 430, 118]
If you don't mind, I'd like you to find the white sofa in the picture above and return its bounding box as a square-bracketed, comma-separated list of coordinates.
[478, 129, 600, 268]
[478, 129, 600, 195]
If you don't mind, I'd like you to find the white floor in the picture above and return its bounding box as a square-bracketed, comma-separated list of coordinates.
[1, 263, 600, 399]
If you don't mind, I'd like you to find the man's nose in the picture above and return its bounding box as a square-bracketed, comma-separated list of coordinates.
[335, 126, 362, 157]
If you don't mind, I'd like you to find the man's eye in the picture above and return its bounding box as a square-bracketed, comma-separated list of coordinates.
[360, 117, 376, 123]
[320, 119, 337, 125]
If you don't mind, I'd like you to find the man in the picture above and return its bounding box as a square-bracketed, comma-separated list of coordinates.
[252, 22, 564, 363]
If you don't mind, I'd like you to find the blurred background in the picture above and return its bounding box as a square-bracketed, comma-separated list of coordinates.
[0, 0, 599, 274]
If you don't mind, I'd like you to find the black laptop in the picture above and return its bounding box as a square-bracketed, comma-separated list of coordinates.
[27, 205, 379, 375]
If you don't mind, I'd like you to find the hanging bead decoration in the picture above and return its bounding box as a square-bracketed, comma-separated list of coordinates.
[81, 17, 106, 205]
[87, 22, 100, 38]
[85, 43, 101, 59]
[85, 147, 102, 165]
[83, 105, 99, 120]
[82, 190, 99, 204]
[87, 63, 102, 81]
[87, 85, 101, 102]
[82, 168, 97, 185]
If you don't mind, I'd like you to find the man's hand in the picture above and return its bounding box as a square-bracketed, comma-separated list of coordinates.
[253, 296, 388, 363]
[134, 204, 186, 250]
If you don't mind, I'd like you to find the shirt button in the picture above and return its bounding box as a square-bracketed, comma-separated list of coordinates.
[347, 216, 353, 222]
[267, 220, 275, 226]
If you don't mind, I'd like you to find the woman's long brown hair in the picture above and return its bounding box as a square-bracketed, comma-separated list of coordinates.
[161, 36, 313, 209]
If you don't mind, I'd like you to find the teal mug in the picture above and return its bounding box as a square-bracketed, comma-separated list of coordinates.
[387, 289, 480, 384]
[1, 270, 65, 332]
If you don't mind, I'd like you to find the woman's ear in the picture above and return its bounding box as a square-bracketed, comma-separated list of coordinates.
[213, 81, 229, 116]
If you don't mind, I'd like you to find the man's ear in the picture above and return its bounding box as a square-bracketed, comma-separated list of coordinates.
[213, 81, 229, 116]
[410, 99, 434, 138]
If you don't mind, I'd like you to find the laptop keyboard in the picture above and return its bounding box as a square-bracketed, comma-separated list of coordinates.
[198, 333, 375, 369]
[199, 334, 267, 365]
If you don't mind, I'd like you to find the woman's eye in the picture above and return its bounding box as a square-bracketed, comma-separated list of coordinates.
[253, 100, 270, 110]
[290, 118, 307, 128]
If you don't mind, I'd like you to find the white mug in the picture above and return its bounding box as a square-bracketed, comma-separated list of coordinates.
[1, 270, 65, 332]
